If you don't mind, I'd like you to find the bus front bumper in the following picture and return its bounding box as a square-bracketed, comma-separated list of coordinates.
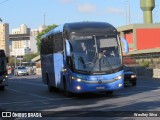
[69, 79, 124, 93]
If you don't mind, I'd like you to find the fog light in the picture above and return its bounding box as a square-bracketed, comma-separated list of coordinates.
[76, 86, 81, 90]
[118, 83, 123, 87]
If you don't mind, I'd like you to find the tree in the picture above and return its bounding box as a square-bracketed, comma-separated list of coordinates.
[8, 57, 15, 66]
[22, 53, 39, 62]
[8, 53, 39, 66]
[36, 24, 57, 52]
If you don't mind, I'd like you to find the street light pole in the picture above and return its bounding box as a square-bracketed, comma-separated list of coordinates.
[15, 56, 17, 67]
[128, 0, 131, 24]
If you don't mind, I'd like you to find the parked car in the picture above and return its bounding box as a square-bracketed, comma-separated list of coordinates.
[124, 66, 137, 86]
[14, 66, 29, 76]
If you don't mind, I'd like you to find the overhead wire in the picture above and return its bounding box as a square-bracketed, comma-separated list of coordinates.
[0, 0, 10, 5]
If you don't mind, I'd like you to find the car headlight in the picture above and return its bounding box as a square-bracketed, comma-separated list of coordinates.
[71, 76, 82, 82]
[131, 75, 136, 78]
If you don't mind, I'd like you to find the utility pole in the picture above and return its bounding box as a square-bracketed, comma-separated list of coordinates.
[128, 0, 131, 24]
[124, 0, 131, 25]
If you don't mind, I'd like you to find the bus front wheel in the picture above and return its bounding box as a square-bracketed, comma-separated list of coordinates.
[63, 79, 73, 97]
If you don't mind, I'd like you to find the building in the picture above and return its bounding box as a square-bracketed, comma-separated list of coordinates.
[30, 25, 46, 36]
[10, 24, 31, 56]
[9, 33, 31, 56]
[118, 0, 160, 69]
[10, 24, 46, 56]
[30, 25, 46, 53]
[0, 23, 9, 56]
[118, 23, 160, 55]
[118, 0, 160, 55]
[12, 24, 30, 35]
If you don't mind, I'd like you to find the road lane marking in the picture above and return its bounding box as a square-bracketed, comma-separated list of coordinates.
[29, 93, 54, 100]
[152, 89, 160, 92]
[6, 88, 60, 100]
[6, 88, 24, 93]
[0, 97, 74, 105]
[9, 81, 47, 87]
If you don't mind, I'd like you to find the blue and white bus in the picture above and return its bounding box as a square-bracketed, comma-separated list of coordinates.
[40, 22, 128, 96]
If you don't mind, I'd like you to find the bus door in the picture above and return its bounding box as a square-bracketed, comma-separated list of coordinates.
[53, 53, 63, 88]
[53, 34, 64, 88]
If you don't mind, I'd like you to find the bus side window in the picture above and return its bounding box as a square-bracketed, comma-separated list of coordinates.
[66, 56, 73, 70]
[54, 33, 63, 53]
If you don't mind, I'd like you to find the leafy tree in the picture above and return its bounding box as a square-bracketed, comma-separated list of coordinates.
[36, 24, 57, 52]
[8, 57, 15, 66]
[22, 53, 39, 62]
[141, 59, 150, 68]
[8, 53, 39, 66]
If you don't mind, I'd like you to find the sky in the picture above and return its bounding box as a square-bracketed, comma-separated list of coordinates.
[0, 0, 159, 32]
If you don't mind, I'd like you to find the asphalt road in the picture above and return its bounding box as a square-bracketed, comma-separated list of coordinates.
[0, 75, 160, 120]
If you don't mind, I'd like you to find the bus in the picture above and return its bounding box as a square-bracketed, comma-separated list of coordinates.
[0, 50, 8, 90]
[40, 22, 128, 96]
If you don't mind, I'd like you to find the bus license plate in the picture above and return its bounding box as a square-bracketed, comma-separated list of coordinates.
[96, 86, 105, 90]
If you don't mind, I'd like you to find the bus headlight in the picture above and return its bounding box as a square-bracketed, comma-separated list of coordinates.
[131, 75, 136, 78]
[76, 86, 81, 90]
[115, 75, 123, 80]
[71, 76, 82, 82]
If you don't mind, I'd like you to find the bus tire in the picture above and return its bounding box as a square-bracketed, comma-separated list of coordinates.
[63, 78, 73, 97]
[46, 73, 53, 92]
[48, 85, 54, 92]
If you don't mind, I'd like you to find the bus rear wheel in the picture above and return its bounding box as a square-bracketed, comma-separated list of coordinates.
[48, 85, 54, 92]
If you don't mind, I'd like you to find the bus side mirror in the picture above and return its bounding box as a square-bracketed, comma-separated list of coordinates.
[120, 38, 129, 54]
[66, 40, 71, 56]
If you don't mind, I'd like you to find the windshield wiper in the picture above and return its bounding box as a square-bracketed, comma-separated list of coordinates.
[101, 55, 114, 73]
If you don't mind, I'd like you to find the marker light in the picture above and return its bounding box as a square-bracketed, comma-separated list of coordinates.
[76, 86, 81, 90]
[118, 83, 123, 87]
[62, 68, 67, 72]
[71, 76, 82, 82]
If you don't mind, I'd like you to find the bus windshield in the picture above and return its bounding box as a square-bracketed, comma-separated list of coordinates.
[70, 34, 122, 74]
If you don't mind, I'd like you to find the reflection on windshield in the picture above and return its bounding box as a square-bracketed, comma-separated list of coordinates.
[18, 67, 26, 69]
[70, 35, 122, 74]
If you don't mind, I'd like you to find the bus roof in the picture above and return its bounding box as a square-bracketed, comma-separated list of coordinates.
[41, 22, 117, 39]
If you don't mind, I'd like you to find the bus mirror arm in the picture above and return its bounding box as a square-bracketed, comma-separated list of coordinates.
[66, 40, 71, 56]
[120, 38, 129, 54]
